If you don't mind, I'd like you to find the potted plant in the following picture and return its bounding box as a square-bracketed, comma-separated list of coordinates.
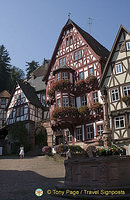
[75, 80, 86, 90]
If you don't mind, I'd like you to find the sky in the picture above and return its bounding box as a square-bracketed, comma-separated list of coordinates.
[0, 0, 129, 74]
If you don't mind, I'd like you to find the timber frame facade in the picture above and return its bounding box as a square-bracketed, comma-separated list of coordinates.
[44, 19, 109, 147]
[100, 25, 130, 154]
[0, 90, 10, 128]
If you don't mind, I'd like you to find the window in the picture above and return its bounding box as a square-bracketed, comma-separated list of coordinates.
[86, 125, 93, 139]
[57, 73, 60, 81]
[62, 97, 69, 107]
[123, 86, 130, 96]
[16, 108, 20, 117]
[35, 108, 38, 117]
[70, 96, 75, 107]
[79, 71, 84, 80]
[1, 98, 6, 105]
[67, 130, 72, 142]
[126, 42, 130, 51]
[70, 36, 73, 45]
[89, 68, 94, 76]
[115, 116, 125, 129]
[21, 106, 24, 115]
[97, 125, 103, 135]
[62, 72, 68, 80]
[57, 98, 61, 107]
[81, 96, 87, 106]
[115, 64, 122, 74]
[74, 50, 81, 60]
[111, 88, 119, 102]
[76, 127, 82, 141]
[59, 57, 66, 67]
[66, 38, 69, 46]
[93, 92, 98, 103]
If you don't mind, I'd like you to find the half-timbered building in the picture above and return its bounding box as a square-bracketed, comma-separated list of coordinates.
[0, 90, 10, 128]
[6, 60, 50, 152]
[100, 25, 130, 154]
[44, 19, 109, 147]
[6, 81, 43, 148]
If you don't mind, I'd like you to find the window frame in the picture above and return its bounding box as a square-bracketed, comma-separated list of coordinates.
[62, 97, 69, 107]
[111, 88, 120, 102]
[59, 57, 66, 67]
[97, 124, 103, 136]
[74, 50, 82, 61]
[81, 96, 87, 106]
[62, 72, 68, 80]
[79, 71, 84, 80]
[76, 127, 82, 141]
[89, 67, 94, 76]
[86, 125, 94, 140]
[126, 41, 130, 51]
[93, 92, 98, 103]
[123, 85, 130, 96]
[114, 116, 125, 129]
[115, 64, 122, 74]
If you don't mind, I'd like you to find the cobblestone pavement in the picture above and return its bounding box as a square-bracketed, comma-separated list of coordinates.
[0, 155, 71, 200]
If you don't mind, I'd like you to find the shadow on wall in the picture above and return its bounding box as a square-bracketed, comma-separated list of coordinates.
[0, 170, 64, 199]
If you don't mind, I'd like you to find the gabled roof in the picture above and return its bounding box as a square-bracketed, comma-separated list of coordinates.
[100, 25, 130, 88]
[0, 90, 10, 98]
[18, 81, 43, 108]
[7, 81, 43, 109]
[31, 59, 50, 77]
[44, 19, 109, 82]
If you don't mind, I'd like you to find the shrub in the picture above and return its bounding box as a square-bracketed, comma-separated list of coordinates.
[55, 144, 68, 154]
[91, 102, 102, 110]
[69, 145, 85, 154]
[96, 145, 124, 156]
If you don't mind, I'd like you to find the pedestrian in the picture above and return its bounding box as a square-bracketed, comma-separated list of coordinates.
[66, 149, 71, 159]
[19, 145, 24, 159]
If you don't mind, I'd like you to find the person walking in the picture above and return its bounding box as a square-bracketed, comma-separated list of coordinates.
[66, 149, 71, 159]
[19, 145, 24, 159]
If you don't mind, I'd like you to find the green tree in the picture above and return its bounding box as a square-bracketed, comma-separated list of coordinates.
[0, 45, 11, 92]
[9, 66, 25, 92]
[11, 122, 29, 152]
[26, 60, 39, 79]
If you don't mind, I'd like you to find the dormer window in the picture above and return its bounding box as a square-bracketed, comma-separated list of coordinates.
[62, 72, 68, 80]
[115, 64, 122, 74]
[59, 57, 66, 67]
[126, 42, 130, 51]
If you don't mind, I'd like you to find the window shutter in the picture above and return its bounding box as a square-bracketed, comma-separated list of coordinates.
[76, 97, 81, 108]
[70, 73, 73, 83]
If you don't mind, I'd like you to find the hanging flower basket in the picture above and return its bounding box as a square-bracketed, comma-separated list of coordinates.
[52, 106, 79, 120]
[121, 95, 130, 106]
[91, 102, 102, 110]
[75, 80, 86, 90]
[78, 106, 90, 117]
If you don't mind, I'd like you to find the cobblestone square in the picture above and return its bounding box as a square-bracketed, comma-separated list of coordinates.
[0, 156, 69, 200]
